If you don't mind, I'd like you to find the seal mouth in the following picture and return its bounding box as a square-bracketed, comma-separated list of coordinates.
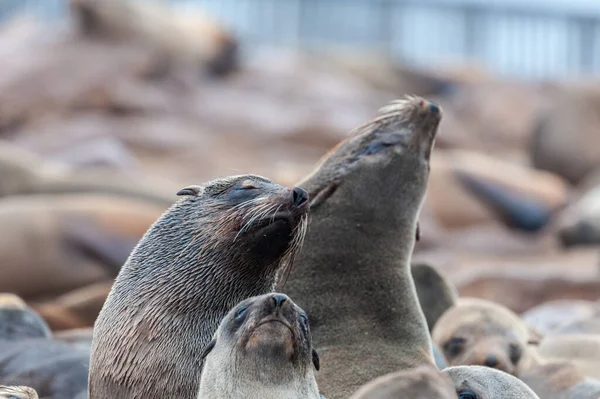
[251, 212, 296, 231]
[254, 317, 294, 335]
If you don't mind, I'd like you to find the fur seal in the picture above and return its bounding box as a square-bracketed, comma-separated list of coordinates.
[348, 365, 456, 399]
[89, 175, 310, 399]
[411, 262, 458, 332]
[521, 361, 600, 399]
[443, 365, 541, 398]
[557, 184, 600, 247]
[0, 386, 38, 399]
[69, 0, 238, 77]
[0, 293, 51, 340]
[432, 298, 542, 376]
[283, 96, 441, 398]
[0, 193, 165, 300]
[535, 334, 600, 379]
[199, 293, 321, 399]
[0, 294, 88, 398]
[0, 141, 179, 205]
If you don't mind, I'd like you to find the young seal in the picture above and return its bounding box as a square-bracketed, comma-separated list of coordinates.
[283, 96, 441, 398]
[198, 293, 321, 399]
[0, 294, 88, 399]
[348, 365, 456, 399]
[0, 386, 38, 399]
[521, 361, 600, 399]
[443, 365, 541, 398]
[431, 298, 542, 377]
[89, 175, 310, 399]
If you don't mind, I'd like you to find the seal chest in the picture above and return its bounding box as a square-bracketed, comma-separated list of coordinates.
[199, 293, 321, 399]
[89, 175, 309, 399]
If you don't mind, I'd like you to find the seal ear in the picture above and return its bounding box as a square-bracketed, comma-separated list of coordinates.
[177, 185, 203, 197]
[200, 339, 216, 361]
[312, 348, 320, 371]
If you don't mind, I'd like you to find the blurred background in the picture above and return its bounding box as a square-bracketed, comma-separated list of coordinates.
[0, 0, 599, 332]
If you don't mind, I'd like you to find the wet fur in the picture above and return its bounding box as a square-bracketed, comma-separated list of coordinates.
[89, 175, 309, 399]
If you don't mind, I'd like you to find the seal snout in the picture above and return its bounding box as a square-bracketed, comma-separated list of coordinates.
[428, 100, 441, 115]
[292, 187, 309, 208]
[271, 293, 288, 308]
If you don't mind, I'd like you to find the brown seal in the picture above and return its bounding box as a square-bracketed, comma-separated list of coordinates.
[0, 193, 165, 300]
[443, 365, 541, 398]
[283, 96, 441, 398]
[89, 174, 310, 399]
[348, 365, 456, 399]
[69, 0, 238, 77]
[199, 293, 321, 399]
[431, 298, 542, 377]
[0, 293, 51, 340]
[411, 262, 458, 332]
[0, 294, 88, 398]
[521, 361, 600, 399]
[535, 334, 600, 380]
[0, 386, 38, 399]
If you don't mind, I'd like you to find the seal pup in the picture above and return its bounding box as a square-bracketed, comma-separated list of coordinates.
[89, 175, 310, 399]
[0, 294, 88, 398]
[0, 386, 38, 399]
[443, 365, 541, 398]
[432, 298, 542, 376]
[535, 334, 600, 379]
[521, 361, 600, 399]
[283, 96, 441, 397]
[348, 365, 456, 399]
[198, 293, 321, 399]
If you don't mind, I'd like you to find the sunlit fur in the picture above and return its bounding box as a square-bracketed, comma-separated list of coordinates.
[89, 174, 309, 399]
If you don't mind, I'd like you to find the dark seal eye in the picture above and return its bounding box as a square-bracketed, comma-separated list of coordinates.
[509, 343, 522, 364]
[444, 337, 466, 357]
[235, 305, 248, 319]
[458, 391, 477, 399]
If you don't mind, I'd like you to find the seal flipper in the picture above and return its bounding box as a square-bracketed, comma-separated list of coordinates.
[62, 216, 140, 275]
[455, 170, 552, 232]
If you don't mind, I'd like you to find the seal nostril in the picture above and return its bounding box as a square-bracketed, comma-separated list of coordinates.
[292, 187, 308, 207]
[428, 101, 440, 114]
[483, 354, 499, 368]
[271, 294, 287, 308]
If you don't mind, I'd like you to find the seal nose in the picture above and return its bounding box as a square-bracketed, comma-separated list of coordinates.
[271, 293, 288, 308]
[428, 101, 440, 114]
[483, 354, 499, 368]
[292, 187, 308, 207]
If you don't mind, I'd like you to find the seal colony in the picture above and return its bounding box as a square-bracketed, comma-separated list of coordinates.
[199, 293, 321, 399]
[89, 175, 309, 399]
[283, 96, 441, 397]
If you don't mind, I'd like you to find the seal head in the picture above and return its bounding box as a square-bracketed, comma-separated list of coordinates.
[90, 174, 310, 399]
[199, 293, 321, 399]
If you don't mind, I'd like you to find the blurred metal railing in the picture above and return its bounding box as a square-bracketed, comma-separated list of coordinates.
[4, 0, 600, 79]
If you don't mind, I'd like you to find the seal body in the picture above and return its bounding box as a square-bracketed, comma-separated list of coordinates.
[199, 293, 321, 399]
[89, 174, 309, 399]
[0, 294, 88, 398]
[283, 96, 441, 398]
[348, 365, 456, 399]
